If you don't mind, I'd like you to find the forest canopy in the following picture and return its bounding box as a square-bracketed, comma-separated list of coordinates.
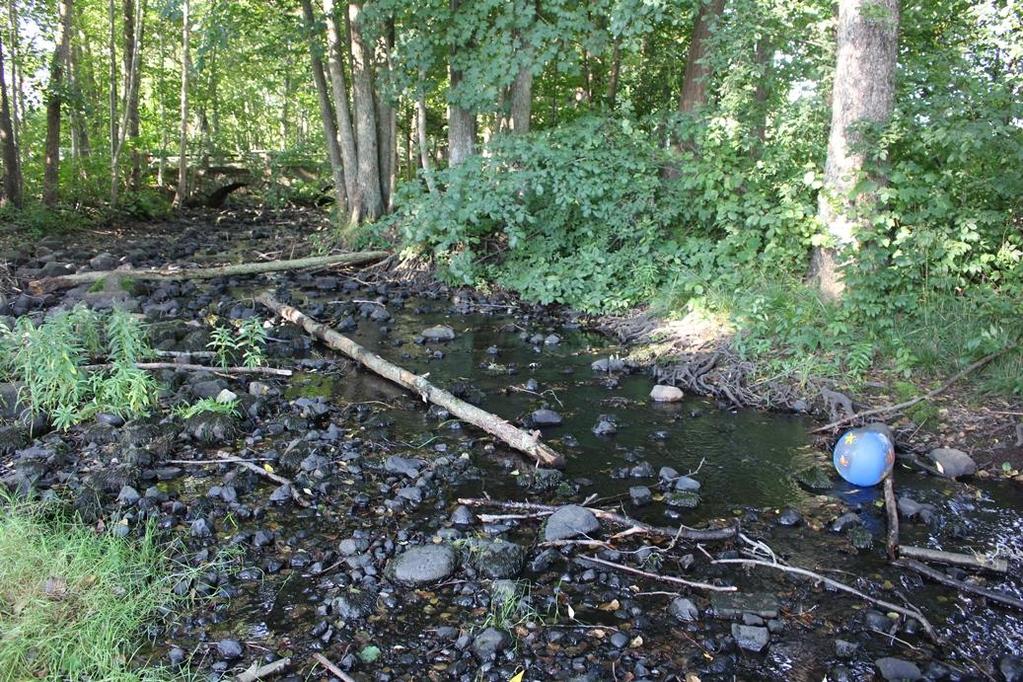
[0, 0, 1021, 389]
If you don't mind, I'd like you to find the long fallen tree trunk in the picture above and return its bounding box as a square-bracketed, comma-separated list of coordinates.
[257, 292, 565, 468]
[29, 251, 390, 294]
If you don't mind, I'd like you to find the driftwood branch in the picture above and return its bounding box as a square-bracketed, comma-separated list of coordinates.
[234, 657, 291, 682]
[214, 453, 309, 507]
[29, 251, 389, 294]
[258, 293, 564, 468]
[812, 346, 1017, 433]
[713, 557, 941, 644]
[895, 559, 1023, 611]
[884, 476, 899, 562]
[899, 546, 1009, 574]
[457, 498, 736, 542]
[579, 554, 736, 592]
[84, 361, 292, 376]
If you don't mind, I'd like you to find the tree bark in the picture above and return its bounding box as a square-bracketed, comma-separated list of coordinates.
[29, 250, 389, 294]
[415, 92, 436, 193]
[112, 0, 142, 204]
[258, 294, 565, 468]
[299, 0, 348, 215]
[173, 0, 190, 208]
[678, 0, 724, 113]
[0, 30, 22, 208]
[509, 67, 532, 134]
[123, 0, 143, 190]
[447, 0, 475, 166]
[347, 2, 383, 220]
[108, 0, 118, 167]
[322, 0, 359, 222]
[376, 18, 397, 211]
[810, 0, 899, 300]
[68, 40, 91, 163]
[607, 38, 621, 107]
[43, 0, 73, 207]
[6, 0, 20, 150]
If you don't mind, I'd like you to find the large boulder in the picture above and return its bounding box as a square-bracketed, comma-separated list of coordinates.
[926, 448, 976, 478]
[649, 385, 684, 402]
[389, 544, 457, 584]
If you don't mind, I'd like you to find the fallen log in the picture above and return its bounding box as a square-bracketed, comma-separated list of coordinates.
[84, 361, 292, 376]
[884, 476, 899, 562]
[258, 293, 564, 468]
[895, 558, 1023, 611]
[899, 545, 1008, 574]
[29, 251, 389, 294]
[234, 657, 291, 682]
[457, 497, 736, 541]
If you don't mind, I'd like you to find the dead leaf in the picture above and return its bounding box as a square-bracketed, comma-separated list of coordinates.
[598, 599, 620, 611]
[43, 577, 68, 601]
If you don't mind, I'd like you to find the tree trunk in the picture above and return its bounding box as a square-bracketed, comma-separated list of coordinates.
[375, 17, 396, 211]
[415, 92, 436, 193]
[299, 0, 347, 215]
[810, 0, 899, 300]
[68, 41, 91, 162]
[108, 0, 118, 165]
[0, 31, 22, 208]
[509, 67, 532, 134]
[157, 23, 166, 187]
[678, 0, 724, 113]
[322, 0, 359, 221]
[43, 0, 73, 207]
[751, 37, 771, 148]
[607, 38, 621, 107]
[446, 0, 475, 166]
[347, 2, 383, 220]
[173, 0, 190, 208]
[123, 0, 143, 190]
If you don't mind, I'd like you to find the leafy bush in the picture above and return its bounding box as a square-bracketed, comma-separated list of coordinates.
[207, 317, 268, 368]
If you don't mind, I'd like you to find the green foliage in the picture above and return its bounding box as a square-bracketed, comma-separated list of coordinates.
[206, 317, 267, 369]
[171, 397, 239, 420]
[0, 495, 199, 681]
[0, 306, 157, 427]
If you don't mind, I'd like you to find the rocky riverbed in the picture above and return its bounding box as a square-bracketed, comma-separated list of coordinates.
[2, 208, 1022, 681]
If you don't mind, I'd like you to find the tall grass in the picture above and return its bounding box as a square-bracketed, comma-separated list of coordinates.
[0, 495, 195, 681]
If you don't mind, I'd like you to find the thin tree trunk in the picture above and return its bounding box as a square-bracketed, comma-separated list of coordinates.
[347, 2, 383, 220]
[0, 31, 22, 208]
[375, 17, 396, 211]
[123, 0, 143, 190]
[810, 0, 899, 300]
[415, 92, 436, 194]
[751, 37, 771, 149]
[157, 23, 166, 187]
[108, 0, 118, 166]
[173, 0, 190, 208]
[678, 0, 724, 113]
[447, 0, 474, 166]
[7, 0, 21, 152]
[322, 0, 359, 221]
[509, 67, 532, 134]
[299, 0, 347, 215]
[43, 0, 73, 207]
[68, 40, 91, 163]
[112, 0, 142, 204]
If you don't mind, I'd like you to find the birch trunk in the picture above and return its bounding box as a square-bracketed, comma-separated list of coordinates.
[322, 0, 360, 222]
[347, 2, 383, 220]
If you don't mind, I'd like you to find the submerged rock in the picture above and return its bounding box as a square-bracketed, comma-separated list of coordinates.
[650, 385, 684, 402]
[874, 657, 922, 681]
[927, 447, 976, 478]
[421, 325, 456, 341]
[390, 544, 457, 584]
[665, 490, 701, 509]
[544, 505, 600, 541]
[530, 409, 563, 427]
[732, 624, 770, 652]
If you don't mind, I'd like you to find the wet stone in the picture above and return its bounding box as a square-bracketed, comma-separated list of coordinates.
[421, 325, 456, 342]
[847, 526, 874, 550]
[731, 624, 770, 652]
[384, 455, 424, 478]
[999, 656, 1023, 682]
[216, 639, 243, 660]
[831, 512, 861, 533]
[710, 592, 779, 619]
[472, 627, 511, 660]
[530, 409, 563, 427]
[592, 416, 618, 436]
[835, 639, 859, 658]
[669, 597, 699, 622]
[927, 447, 976, 479]
[331, 587, 378, 621]
[629, 486, 652, 507]
[673, 475, 701, 491]
[544, 505, 600, 541]
[875, 657, 922, 681]
[650, 385, 684, 402]
[462, 538, 526, 579]
[390, 544, 457, 584]
[450, 505, 474, 527]
[117, 485, 141, 505]
[777, 508, 802, 526]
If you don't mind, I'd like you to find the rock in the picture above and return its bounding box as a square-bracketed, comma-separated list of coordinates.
[95, 412, 125, 427]
[544, 505, 600, 541]
[530, 409, 563, 427]
[168, 646, 187, 667]
[384, 455, 424, 478]
[610, 632, 629, 648]
[591, 357, 626, 373]
[528, 468, 564, 491]
[710, 592, 779, 619]
[731, 624, 770, 652]
[874, 657, 922, 681]
[191, 518, 213, 538]
[390, 544, 457, 584]
[184, 411, 240, 445]
[831, 512, 861, 533]
[462, 538, 526, 579]
[472, 627, 511, 660]
[629, 486, 652, 507]
[215, 388, 237, 404]
[658, 466, 679, 481]
[331, 587, 378, 621]
[926, 447, 976, 478]
[450, 505, 474, 527]
[669, 597, 699, 622]
[999, 656, 1023, 682]
[777, 508, 802, 526]
[248, 381, 273, 397]
[592, 415, 617, 436]
[421, 325, 456, 341]
[794, 465, 832, 491]
[89, 252, 119, 270]
[835, 639, 859, 658]
[847, 526, 873, 551]
[269, 484, 293, 503]
[665, 490, 701, 509]
[190, 379, 227, 399]
[650, 385, 684, 402]
[216, 639, 243, 660]
[544, 334, 561, 346]
[116, 485, 141, 505]
[673, 475, 701, 491]
[897, 496, 937, 522]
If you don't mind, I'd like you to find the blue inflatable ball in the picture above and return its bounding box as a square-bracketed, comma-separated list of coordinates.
[833, 427, 894, 487]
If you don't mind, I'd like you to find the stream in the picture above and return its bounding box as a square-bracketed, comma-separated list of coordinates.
[3, 212, 1022, 681]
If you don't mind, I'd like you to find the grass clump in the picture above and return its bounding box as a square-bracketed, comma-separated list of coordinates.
[171, 397, 239, 420]
[0, 496, 194, 681]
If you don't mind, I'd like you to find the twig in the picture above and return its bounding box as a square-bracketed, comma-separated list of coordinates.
[312, 653, 357, 682]
[166, 457, 275, 465]
[83, 361, 292, 376]
[898, 546, 1008, 574]
[895, 559, 1023, 611]
[234, 657, 291, 682]
[579, 554, 736, 592]
[457, 498, 736, 542]
[812, 346, 1017, 433]
[214, 452, 309, 507]
[884, 476, 899, 562]
[713, 558, 941, 644]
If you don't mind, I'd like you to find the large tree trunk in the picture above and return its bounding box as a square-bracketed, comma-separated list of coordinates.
[173, 0, 190, 208]
[375, 17, 396, 211]
[68, 40, 91, 163]
[678, 0, 724, 113]
[43, 0, 73, 207]
[0, 31, 22, 208]
[123, 0, 143, 190]
[810, 0, 899, 300]
[415, 92, 436, 193]
[446, 0, 475, 166]
[299, 0, 347, 215]
[509, 67, 532, 134]
[347, 2, 383, 220]
[322, 0, 359, 222]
